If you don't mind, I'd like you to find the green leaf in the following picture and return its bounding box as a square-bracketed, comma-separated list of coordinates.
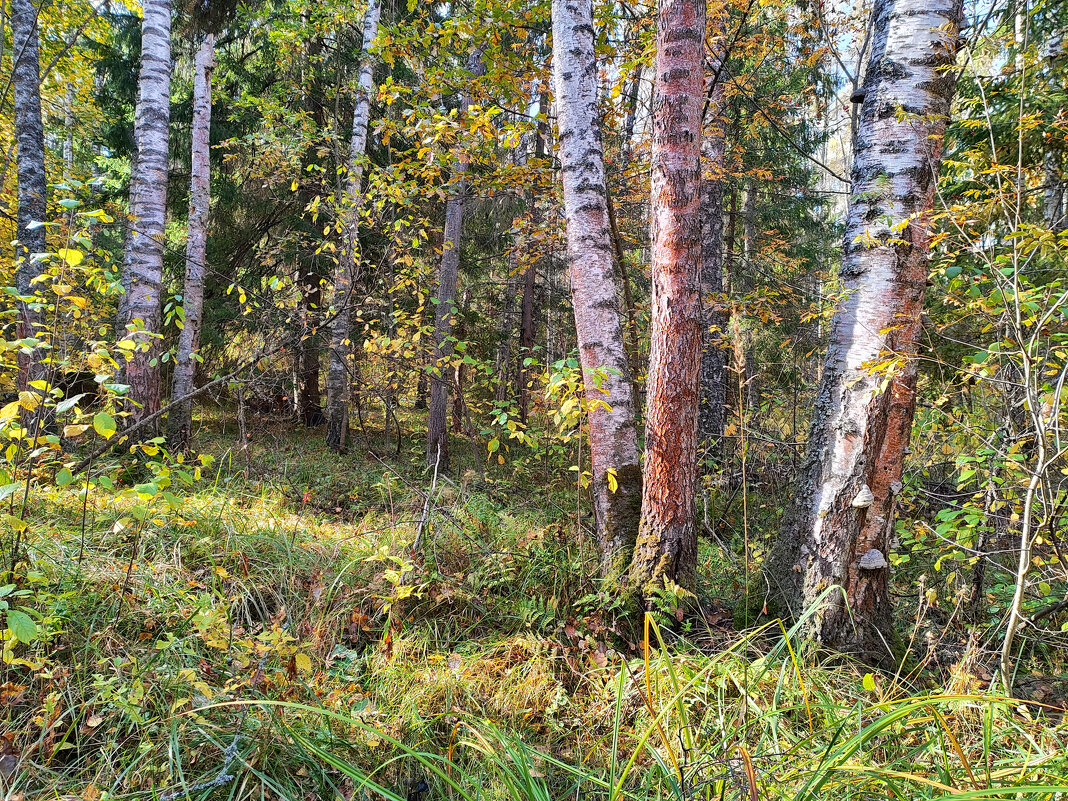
[0, 483, 21, 503]
[93, 412, 117, 439]
[945, 265, 962, 279]
[56, 468, 74, 487]
[7, 609, 36, 644]
[58, 198, 82, 209]
[56, 393, 85, 413]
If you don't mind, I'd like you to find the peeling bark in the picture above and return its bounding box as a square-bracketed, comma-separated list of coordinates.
[629, 0, 706, 596]
[552, 0, 643, 578]
[766, 0, 963, 665]
[168, 34, 214, 450]
[326, 0, 382, 450]
[117, 0, 173, 431]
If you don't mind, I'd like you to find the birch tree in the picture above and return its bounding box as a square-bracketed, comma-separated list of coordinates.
[629, 0, 706, 597]
[326, 0, 382, 450]
[117, 0, 173, 428]
[766, 0, 963, 663]
[11, 0, 48, 432]
[552, 0, 643, 578]
[168, 34, 214, 450]
[426, 48, 485, 470]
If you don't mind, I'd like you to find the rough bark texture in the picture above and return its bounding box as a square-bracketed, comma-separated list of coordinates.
[698, 31, 728, 462]
[552, 0, 644, 579]
[326, 0, 381, 450]
[117, 0, 172, 429]
[12, 0, 48, 432]
[427, 49, 485, 469]
[629, 0, 706, 597]
[168, 34, 214, 450]
[765, 0, 962, 665]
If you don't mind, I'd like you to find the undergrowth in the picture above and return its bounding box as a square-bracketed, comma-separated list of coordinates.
[2, 408, 1067, 800]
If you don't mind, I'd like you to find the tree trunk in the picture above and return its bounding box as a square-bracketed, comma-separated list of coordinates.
[427, 48, 485, 469]
[168, 34, 214, 450]
[11, 0, 49, 434]
[699, 37, 728, 463]
[495, 242, 520, 404]
[516, 96, 547, 423]
[117, 0, 172, 431]
[552, 0, 643, 579]
[295, 264, 324, 425]
[765, 0, 963, 665]
[629, 0, 706, 597]
[326, 0, 382, 450]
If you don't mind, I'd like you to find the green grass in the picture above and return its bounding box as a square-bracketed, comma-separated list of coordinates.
[2, 406, 1066, 800]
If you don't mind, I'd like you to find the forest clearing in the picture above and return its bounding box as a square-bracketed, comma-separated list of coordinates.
[3, 0, 1068, 797]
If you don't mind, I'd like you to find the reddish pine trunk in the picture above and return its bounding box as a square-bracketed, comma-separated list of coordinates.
[629, 0, 706, 597]
[766, 0, 963, 665]
[552, 0, 643, 578]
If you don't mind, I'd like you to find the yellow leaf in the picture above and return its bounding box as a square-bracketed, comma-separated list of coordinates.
[294, 653, 312, 673]
[58, 248, 84, 267]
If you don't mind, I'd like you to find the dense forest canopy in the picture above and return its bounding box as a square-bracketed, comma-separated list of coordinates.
[2, 0, 1068, 797]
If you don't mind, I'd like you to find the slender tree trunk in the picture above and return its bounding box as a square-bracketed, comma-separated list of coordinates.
[11, 0, 49, 433]
[326, 0, 381, 450]
[495, 242, 520, 404]
[765, 0, 962, 665]
[1044, 148, 1065, 233]
[117, 0, 172, 430]
[517, 96, 547, 423]
[296, 264, 325, 426]
[168, 34, 214, 450]
[64, 81, 75, 179]
[427, 48, 484, 469]
[740, 180, 760, 415]
[699, 33, 728, 462]
[552, 0, 643, 579]
[629, 0, 706, 597]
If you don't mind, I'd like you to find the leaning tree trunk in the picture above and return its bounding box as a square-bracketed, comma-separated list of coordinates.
[552, 0, 643, 579]
[117, 0, 173, 430]
[326, 0, 382, 450]
[698, 28, 729, 463]
[11, 0, 49, 434]
[427, 49, 484, 470]
[168, 34, 214, 450]
[765, 0, 963, 665]
[629, 0, 706, 598]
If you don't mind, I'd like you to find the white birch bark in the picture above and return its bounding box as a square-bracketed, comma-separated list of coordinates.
[117, 0, 173, 428]
[767, 0, 963, 663]
[11, 0, 49, 433]
[168, 34, 214, 449]
[552, 0, 643, 578]
[326, 0, 382, 450]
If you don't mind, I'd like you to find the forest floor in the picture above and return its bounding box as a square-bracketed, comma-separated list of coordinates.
[7, 404, 1068, 800]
